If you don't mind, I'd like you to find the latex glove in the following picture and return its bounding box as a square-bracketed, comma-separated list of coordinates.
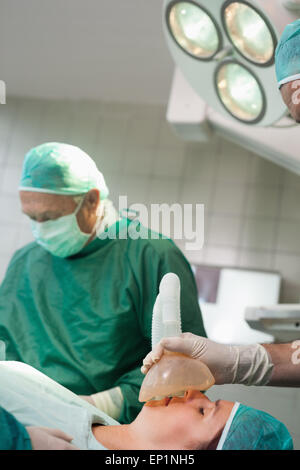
[79, 387, 123, 421]
[141, 332, 273, 386]
[26, 426, 78, 450]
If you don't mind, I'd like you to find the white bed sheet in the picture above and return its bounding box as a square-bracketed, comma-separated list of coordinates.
[0, 361, 120, 450]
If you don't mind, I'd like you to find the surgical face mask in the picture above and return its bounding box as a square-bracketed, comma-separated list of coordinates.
[31, 197, 93, 258]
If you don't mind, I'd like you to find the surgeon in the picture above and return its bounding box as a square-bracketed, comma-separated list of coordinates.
[275, 18, 300, 122]
[0, 142, 205, 426]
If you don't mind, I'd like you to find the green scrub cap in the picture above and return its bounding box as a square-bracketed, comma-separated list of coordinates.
[19, 142, 109, 199]
[221, 403, 293, 450]
[275, 19, 300, 88]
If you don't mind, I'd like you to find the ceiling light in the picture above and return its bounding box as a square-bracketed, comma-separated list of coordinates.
[215, 61, 265, 123]
[167, 1, 221, 59]
[222, 1, 276, 66]
[163, 0, 298, 126]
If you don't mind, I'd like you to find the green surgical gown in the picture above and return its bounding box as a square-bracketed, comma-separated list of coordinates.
[0, 218, 206, 423]
[0, 407, 32, 450]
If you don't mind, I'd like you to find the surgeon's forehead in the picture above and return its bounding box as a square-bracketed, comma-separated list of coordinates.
[280, 80, 300, 122]
[281, 80, 299, 100]
[19, 190, 76, 214]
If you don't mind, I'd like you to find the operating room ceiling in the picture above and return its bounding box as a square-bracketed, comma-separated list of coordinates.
[0, 0, 174, 104]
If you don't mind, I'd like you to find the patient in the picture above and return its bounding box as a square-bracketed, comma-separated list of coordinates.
[92, 391, 234, 450]
[0, 361, 293, 450]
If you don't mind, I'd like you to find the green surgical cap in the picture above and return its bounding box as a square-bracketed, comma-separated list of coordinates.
[222, 403, 293, 450]
[19, 142, 109, 199]
[275, 19, 300, 88]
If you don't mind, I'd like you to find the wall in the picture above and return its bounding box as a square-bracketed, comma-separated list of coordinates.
[0, 96, 299, 447]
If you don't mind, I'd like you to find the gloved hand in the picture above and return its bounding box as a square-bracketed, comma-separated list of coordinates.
[25, 426, 78, 450]
[141, 332, 274, 386]
[79, 387, 124, 421]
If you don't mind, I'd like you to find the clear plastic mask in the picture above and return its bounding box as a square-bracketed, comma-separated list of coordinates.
[139, 350, 215, 402]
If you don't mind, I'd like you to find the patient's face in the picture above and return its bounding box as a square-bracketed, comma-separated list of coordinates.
[135, 390, 234, 450]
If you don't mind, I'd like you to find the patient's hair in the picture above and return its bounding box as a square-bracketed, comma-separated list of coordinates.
[222, 405, 293, 450]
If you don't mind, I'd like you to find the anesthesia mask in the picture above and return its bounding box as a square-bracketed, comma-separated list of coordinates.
[139, 273, 214, 402]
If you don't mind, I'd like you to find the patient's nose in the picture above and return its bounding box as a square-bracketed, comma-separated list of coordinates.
[185, 390, 209, 401]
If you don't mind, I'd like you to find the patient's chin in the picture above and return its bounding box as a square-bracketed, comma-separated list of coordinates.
[206, 430, 223, 450]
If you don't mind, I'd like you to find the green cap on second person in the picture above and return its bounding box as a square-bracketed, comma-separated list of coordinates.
[275, 18, 300, 88]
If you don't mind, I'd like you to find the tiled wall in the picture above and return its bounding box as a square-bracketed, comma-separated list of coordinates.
[0, 96, 299, 447]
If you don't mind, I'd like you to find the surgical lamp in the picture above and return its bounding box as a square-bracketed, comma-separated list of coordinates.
[163, 0, 300, 126]
[221, 1, 276, 66]
[167, 2, 222, 59]
[215, 60, 265, 123]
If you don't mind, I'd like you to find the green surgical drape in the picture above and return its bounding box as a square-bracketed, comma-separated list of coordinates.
[0, 407, 32, 450]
